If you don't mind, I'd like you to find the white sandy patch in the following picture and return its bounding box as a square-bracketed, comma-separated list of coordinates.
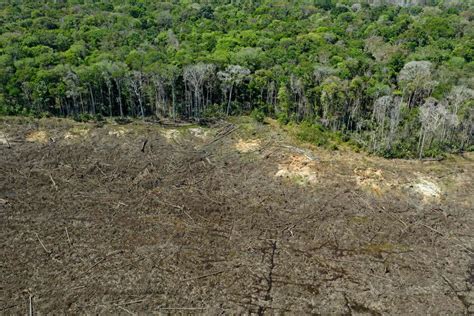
[411, 178, 441, 201]
[108, 128, 127, 137]
[189, 127, 210, 140]
[235, 138, 261, 153]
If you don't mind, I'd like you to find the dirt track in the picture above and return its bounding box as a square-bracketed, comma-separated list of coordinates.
[1, 117, 473, 314]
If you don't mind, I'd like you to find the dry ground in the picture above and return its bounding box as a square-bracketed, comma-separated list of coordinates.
[1, 116, 473, 314]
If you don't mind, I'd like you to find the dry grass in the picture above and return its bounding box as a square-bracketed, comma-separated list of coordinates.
[25, 130, 48, 143]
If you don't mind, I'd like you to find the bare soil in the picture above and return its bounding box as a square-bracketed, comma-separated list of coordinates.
[1, 116, 473, 314]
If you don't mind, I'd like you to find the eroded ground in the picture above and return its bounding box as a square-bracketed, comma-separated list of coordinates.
[1, 117, 473, 314]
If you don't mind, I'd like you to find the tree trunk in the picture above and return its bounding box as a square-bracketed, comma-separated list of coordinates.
[89, 85, 96, 115]
[226, 85, 233, 116]
[138, 95, 144, 119]
[116, 80, 124, 117]
[418, 129, 426, 159]
[79, 93, 85, 114]
[172, 83, 176, 121]
[107, 87, 112, 117]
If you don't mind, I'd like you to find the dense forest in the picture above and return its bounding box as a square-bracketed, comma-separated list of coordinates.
[0, 0, 472, 157]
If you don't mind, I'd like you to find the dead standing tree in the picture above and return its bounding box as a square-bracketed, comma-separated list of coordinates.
[109, 62, 128, 117]
[150, 73, 166, 118]
[63, 70, 81, 114]
[418, 98, 447, 159]
[184, 63, 215, 118]
[398, 61, 437, 108]
[97, 61, 114, 117]
[313, 65, 337, 86]
[290, 75, 309, 120]
[371, 95, 392, 152]
[446, 86, 474, 149]
[129, 71, 145, 119]
[387, 96, 402, 150]
[217, 65, 250, 115]
[447, 86, 474, 115]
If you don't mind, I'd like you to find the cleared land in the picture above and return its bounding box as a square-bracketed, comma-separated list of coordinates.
[1, 117, 473, 314]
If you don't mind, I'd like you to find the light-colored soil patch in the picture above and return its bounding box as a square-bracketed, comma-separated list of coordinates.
[161, 129, 180, 142]
[26, 131, 48, 143]
[108, 128, 127, 137]
[189, 127, 210, 140]
[354, 168, 387, 195]
[235, 138, 261, 153]
[0, 132, 9, 145]
[275, 154, 318, 184]
[452, 172, 471, 186]
[64, 127, 90, 142]
[410, 177, 441, 202]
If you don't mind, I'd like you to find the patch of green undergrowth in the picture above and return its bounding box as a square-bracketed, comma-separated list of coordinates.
[287, 121, 349, 151]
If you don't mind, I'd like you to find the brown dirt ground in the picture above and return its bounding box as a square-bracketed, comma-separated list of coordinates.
[1, 116, 473, 314]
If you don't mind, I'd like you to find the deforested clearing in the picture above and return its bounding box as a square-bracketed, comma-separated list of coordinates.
[1, 117, 473, 314]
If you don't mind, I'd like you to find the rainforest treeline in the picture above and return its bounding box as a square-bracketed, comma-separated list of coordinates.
[0, 0, 472, 157]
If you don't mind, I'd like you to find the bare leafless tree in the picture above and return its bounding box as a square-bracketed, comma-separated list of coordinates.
[184, 63, 215, 117]
[129, 71, 145, 119]
[290, 75, 309, 120]
[418, 98, 446, 158]
[371, 95, 393, 151]
[398, 61, 437, 107]
[218, 65, 250, 115]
